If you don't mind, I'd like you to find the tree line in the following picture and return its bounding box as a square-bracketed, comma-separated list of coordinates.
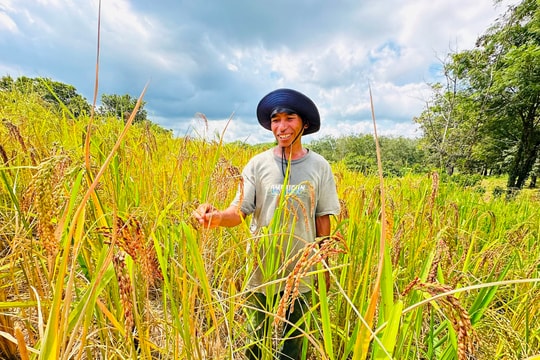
[307, 135, 427, 177]
[0, 75, 148, 123]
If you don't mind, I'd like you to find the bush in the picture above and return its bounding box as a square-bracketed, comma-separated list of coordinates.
[492, 186, 505, 198]
[448, 174, 483, 187]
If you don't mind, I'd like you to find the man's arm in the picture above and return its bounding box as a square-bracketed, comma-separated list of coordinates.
[315, 214, 331, 238]
[316, 214, 332, 285]
[193, 203, 245, 229]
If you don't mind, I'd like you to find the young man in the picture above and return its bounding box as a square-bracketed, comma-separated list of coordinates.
[193, 88, 340, 359]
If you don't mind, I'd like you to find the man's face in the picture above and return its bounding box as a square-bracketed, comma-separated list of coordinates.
[270, 112, 304, 147]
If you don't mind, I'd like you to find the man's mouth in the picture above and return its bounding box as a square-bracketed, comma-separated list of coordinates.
[278, 134, 292, 140]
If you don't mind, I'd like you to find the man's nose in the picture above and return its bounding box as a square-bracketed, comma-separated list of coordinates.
[276, 119, 287, 130]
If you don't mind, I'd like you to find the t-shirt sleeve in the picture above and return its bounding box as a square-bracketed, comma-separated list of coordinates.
[316, 161, 341, 217]
[230, 160, 256, 216]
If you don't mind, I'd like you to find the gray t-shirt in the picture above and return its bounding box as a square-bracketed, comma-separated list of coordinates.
[231, 148, 340, 293]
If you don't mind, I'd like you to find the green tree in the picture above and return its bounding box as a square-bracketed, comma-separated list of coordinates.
[417, 0, 540, 188]
[41, 78, 92, 118]
[307, 135, 340, 162]
[310, 134, 427, 175]
[98, 93, 147, 123]
[0, 75, 14, 89]
[416, 79, 490, 175]
[379, 136, 428, 174]
[0, 76, 91, 117]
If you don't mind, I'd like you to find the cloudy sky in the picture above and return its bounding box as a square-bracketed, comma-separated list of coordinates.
[0, 0, 516, 144]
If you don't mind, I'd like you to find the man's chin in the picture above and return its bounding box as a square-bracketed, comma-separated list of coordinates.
[277, 142, 293, 148]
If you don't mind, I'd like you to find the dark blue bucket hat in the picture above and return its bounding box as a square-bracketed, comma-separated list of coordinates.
[256, 88, 320, 135]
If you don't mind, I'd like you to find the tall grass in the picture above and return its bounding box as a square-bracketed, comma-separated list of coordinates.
[0, 86, 539, 359]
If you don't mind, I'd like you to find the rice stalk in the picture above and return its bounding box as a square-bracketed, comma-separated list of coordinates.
[0, 144, 8, 165]
[408, 279, 476, 360]
[426, 171, 440, 224]
[274, 234, 348, 327]
[353, 83, 391, 359]
[3, 119, 28, 153]
[23, 155, 71, 268]
[98, 216, 163, 288]
[393, 276, 540, 359]
[112, 250, 134, 331]
[37, 77, 148, 359]
[14, 323, 30, 360]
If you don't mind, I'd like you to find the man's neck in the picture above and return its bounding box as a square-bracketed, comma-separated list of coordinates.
[275, 144, 307, 160]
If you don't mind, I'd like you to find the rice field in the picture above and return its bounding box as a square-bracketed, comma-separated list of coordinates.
[0, 89, 539, 359]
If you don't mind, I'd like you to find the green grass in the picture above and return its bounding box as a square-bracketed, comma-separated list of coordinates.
[0, 88, 539, 359]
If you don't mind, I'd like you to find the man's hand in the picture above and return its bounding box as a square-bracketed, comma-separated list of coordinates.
[192, 203, 222, 229]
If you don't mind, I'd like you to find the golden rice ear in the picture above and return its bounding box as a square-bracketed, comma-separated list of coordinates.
[24, 155, 72, 267]
[97, 215, 163, 287]
[0, 144, 8, 165]
[285, 192, 309, 230]
[338, 198, 349, 222]
[113, 251, 134, 331]
[195, 112, 208, 132]
[3, 119, 39, 166]
[405, 280, 477, 360]
[306, 181, 315, 217]
[187, 199, 202, 230]
[211, 157, 243, 204]
[15, 323, 30, 360]
[274, 234, 347, 327]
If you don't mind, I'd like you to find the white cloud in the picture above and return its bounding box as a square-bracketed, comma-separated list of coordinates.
[0, 0, 519, 143]
[35, 0, 63, 5]
[0, 11, 17, 33]
[100, 0, 154, 43]
[397, 0, 515, 54]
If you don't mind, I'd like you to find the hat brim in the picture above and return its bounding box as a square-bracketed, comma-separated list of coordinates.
[256, 88, 320, 135]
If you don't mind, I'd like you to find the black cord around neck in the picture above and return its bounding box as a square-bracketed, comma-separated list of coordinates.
[281, 147, 287, 178]
[279, 125, 306, 179]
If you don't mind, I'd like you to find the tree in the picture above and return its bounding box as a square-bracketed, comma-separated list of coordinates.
[466, 0, 540, 188]
[41, 78, 93, 118]
[417, 0, 540, 188]
[0, 75, 91, 117]
[414, 79, 484, 175]
[98, 94, 147, 123]
[309, 134, 427, 175]
[0, 75, 14, 89]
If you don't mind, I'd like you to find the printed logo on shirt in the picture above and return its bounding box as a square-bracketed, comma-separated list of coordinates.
[269, 184, 309, 196]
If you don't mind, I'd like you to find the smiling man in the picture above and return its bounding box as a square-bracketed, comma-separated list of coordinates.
[193, 88, 340, 359]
